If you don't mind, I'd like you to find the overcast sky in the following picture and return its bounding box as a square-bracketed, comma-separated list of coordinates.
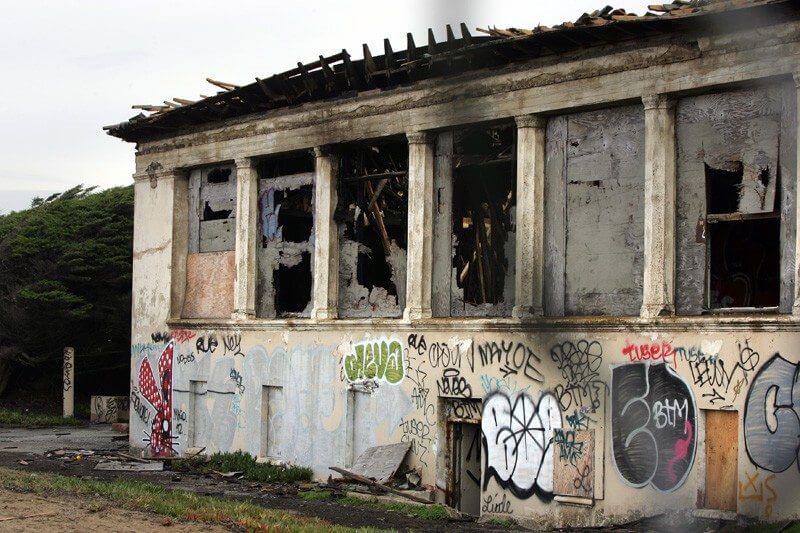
[0, 0, 650, 213]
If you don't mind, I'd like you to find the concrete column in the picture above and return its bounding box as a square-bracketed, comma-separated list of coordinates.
[168, 169, 190, 319]
[233, 158, 258, 319]
[63, 347, 74, 418]
[311, 147, 339, 320]
[404, 131, 435, 321]
[513, 114, 548, 319]
[793, 73, 800, 315]
[641, 94, 677, 318]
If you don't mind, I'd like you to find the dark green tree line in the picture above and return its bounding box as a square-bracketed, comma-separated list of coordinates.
[0, 185, 133, 398]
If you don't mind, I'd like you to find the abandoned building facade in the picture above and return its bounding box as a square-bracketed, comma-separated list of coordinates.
[110, 0, 800, 527]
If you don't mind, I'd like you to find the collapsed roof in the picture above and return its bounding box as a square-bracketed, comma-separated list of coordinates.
[104, 0, 796, 143]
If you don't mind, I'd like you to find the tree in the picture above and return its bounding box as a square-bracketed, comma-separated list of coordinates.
[0, 185, 133, 398]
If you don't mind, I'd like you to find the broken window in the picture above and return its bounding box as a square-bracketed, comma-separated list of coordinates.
[450, 123, 516, 316]
[675, 88, 785, 313]
[256, 152, 315, 318]
[336, 138, 408, 318]
[190, 165, 237, 253]
[705, 162, 780, 310]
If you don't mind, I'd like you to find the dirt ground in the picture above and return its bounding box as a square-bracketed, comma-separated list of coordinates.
[0, 488, 227, 532]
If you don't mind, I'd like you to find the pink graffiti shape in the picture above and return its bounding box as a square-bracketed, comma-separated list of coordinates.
[138, 341, 174, 457]
[666, 420, 693, 484]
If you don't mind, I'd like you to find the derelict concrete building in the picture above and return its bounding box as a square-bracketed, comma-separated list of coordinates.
[108, 0, 800, 527]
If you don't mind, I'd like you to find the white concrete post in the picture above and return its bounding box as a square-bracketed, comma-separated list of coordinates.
[168, 169, 190, 319]
[233, 157, 258, 319]
[641, 94, 677, 318]
[513, 114, 548, 319]
[793, 72, 800, 315]
[312, 147, 340, 320]
[63, 347, 74, 418]
[404, 131, 435, 321]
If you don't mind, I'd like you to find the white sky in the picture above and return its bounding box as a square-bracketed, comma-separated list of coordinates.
[0, 0, 650, 212]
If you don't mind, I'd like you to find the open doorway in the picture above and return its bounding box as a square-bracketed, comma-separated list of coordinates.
[451, 421, 481, 516]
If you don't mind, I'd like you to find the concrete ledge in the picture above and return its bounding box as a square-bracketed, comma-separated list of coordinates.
[693, 508, 737, 521]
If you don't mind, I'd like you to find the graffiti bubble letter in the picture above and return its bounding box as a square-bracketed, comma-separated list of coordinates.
[343, 338, 404, 385]
[611, 363, 697, 492]
[743, 354, 800, 473]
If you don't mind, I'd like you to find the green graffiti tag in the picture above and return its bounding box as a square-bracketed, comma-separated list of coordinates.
[344, 338, 405, 384]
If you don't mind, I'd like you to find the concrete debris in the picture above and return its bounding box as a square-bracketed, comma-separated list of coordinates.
[349, 442, 411, 484]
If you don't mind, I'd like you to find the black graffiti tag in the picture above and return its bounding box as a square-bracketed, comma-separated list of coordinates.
[550, 340, 604, 412]
[478, 341, 544, 382]
[436, 368, 472, 398]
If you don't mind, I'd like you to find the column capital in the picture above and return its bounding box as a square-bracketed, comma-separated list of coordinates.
[234, 157, 256, 170]
[642, 94, 675, 111]
[515, 114, 548, 129]
[313, 145, 336, 158]
[133, 166, 185, 185]
[406, 131, 432, 145]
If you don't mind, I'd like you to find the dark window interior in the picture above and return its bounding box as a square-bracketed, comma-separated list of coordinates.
[708, 218, 780, 309]
[335, 139, 409, 301]
[274, 251, 312, 315]
[451, 124, 516, 305]
[207, 167, 231, 183]
[259, 151, 314, 179]
[705, 162, 743, 214]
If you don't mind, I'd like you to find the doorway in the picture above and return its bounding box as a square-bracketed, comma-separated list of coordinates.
[704, 410, 738, 511]
[451, 422, 481, 516]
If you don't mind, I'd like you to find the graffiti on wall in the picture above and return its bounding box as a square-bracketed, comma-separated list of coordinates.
[344, 338, 405, 385]
[675, 340, 760, 406]
[743, 354, 800, 473]
[482, 391, 562, 501]
[550, 340, 604, 413]
[611, 363, 697, 492]
[138, 341, 175, 457]
[739, 471, 778, 518]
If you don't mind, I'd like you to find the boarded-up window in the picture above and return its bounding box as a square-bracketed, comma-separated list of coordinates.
[189, 165, 236, 253]
[183, 164, 236, 318]
[676, 88, 788, 313]
[544, 106, 645, 316]
[256, 152, 315, 318]
[336, 139, 408, 318]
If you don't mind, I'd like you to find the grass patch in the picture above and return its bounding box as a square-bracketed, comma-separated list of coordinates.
[204, 451, 313, 483]
[487, 517, 516, 528]
[338, 495, 449, 520]
[298, 489, 449, 521]
[0, 466, 370, 532]
[0, 408, 84, 428]
[300, 489, 333, 501]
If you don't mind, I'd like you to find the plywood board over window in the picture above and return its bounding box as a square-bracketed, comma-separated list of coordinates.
[543, 105, 645, 316]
